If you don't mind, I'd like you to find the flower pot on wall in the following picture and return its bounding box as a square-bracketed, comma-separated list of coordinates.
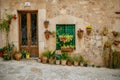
[86, 28, 92, 35]
[44, 20, 49, 28]
[44, 30, 51, 40]
[112, 31, 118, 37]
[77, 28, 84, 39]
[113, 40, 120, 46]
[61, 48, 74, 52]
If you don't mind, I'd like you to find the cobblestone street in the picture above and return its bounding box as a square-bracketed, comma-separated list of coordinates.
[0, 59, 120, 80]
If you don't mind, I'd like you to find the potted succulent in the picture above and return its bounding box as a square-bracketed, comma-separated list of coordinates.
[77, 28, 84, 39]
[61, 52, 68, 65]
[61, 45, 74, 52]
[86, 25, 92, 35]
[112, 31, 118, 37]
[67, 57, 74, 66]
[44, 20, 49, 28]
[73, 56, 79, 66]
[79, 55, 84, 67]
[41, 50, 51, 64]
[44, 30, 51, 40]
[55, 54, 61, 65]
[49, 50, 56, 64]
[14, 52, 22, 61]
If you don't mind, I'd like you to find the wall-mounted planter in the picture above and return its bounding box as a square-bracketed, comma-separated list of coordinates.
[112, 31, 118, 37]
[77, 28, 84, 39]
[86, 25, 92, 35]
[44, 30, 51, 40]
[61, 47, 74, 52]
[113, 40, 120, 46]
[44, 20, 49, 28]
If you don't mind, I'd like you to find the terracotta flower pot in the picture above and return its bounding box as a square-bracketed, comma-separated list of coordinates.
[14, 53, 22, 61]
[44, 20, 49, 28]
[67, 61, 73, 66]
[113, 40, 120, 46]
[49, 59, 55, 64]
[42, 56, 48, 64]
[61, 48, 74, 52]
[112, 31, 118, 37]
[61, 60, 67, 65]
[44, 33, 50, 40]
[80, 63, 84, 67]
[56, 60, 61, 65]
[74, 61, 79, 66]
[86, 28, 92, 35]
[77, 32, 83, 39]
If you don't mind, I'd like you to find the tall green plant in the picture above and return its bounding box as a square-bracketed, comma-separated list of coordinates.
[0, 14, 13, 44]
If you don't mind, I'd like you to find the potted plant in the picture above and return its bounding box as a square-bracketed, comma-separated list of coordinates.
[26, 52, 30, 59]
[0, 48, 4, 57]
[49, 50, 56, 64]
[77, 28, 84, 39]
[84, 60, 90, 67]
[44, 30, 51, 40]
[67, 57, 74, 66]
[21, 50, 27, 58]
[2, 43, 14, 60]
[55, 54, 61, 65]
[41, 50, 51, 64]
[113, 40, 120, 46]
[14, 52, 22, 61]
[61, 52, 68, 65]
[79, 55, 84, 67]
[86, 25, 92, 35]
[44, 20, 49, 28]
[112, 31, 118, 37]
[59, 34, 73, 43]
[73, 56, 79, 66]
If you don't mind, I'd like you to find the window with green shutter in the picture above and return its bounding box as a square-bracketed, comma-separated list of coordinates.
[56, 24, 75, 50]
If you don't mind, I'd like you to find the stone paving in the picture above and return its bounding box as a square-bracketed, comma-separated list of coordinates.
[0, 58, 120, 80]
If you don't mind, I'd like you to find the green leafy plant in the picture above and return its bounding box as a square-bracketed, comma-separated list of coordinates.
[55, 54, 61, 60]
[79, 55, 84, 63]
[61, 52, 68, 60]
[21, 50, 27, 58]
[74, 56, 79, 62]
[42, 50, 51, 58]
[67, 57, 74, 63]
[0, 14, 13, 44]
[2, 43, 14, 60]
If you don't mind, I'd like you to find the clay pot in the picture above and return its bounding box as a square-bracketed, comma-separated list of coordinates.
[86, 28, 92, 35]
[14, 53, 22, 61]
[44, 20, 49, 28]
[61, 60, 67, 65]
[77, 32, 83, 39]
[113, 40, 120, 46]
[44, 33, 50, 40]
[49, 59, 55, 64]
[56, 60, 61, 65]
[67, 61, 73, 66]
[74, 61, 79, 66]
[42, 56, 48, 64]
[61, 48, 74, 52]
[112, 31, 118, 37]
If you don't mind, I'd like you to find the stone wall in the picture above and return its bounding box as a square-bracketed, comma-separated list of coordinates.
[0, 0, 120, 66]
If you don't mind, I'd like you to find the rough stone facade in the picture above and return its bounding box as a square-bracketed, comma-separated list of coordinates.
[0, 0, 120, 66]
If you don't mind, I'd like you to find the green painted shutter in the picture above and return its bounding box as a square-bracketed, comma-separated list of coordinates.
[56, 24, 75, 50]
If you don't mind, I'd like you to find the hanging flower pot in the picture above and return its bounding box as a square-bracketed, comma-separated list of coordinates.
[112, 31, 118, 37]
[44, 30, 51, 40]
[113, 40, 120, 46]
[13, 14, 17, 20]
[86, 25, 92, 35]
[77, 28, 84, 39]
[44, 20, 49, 28]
